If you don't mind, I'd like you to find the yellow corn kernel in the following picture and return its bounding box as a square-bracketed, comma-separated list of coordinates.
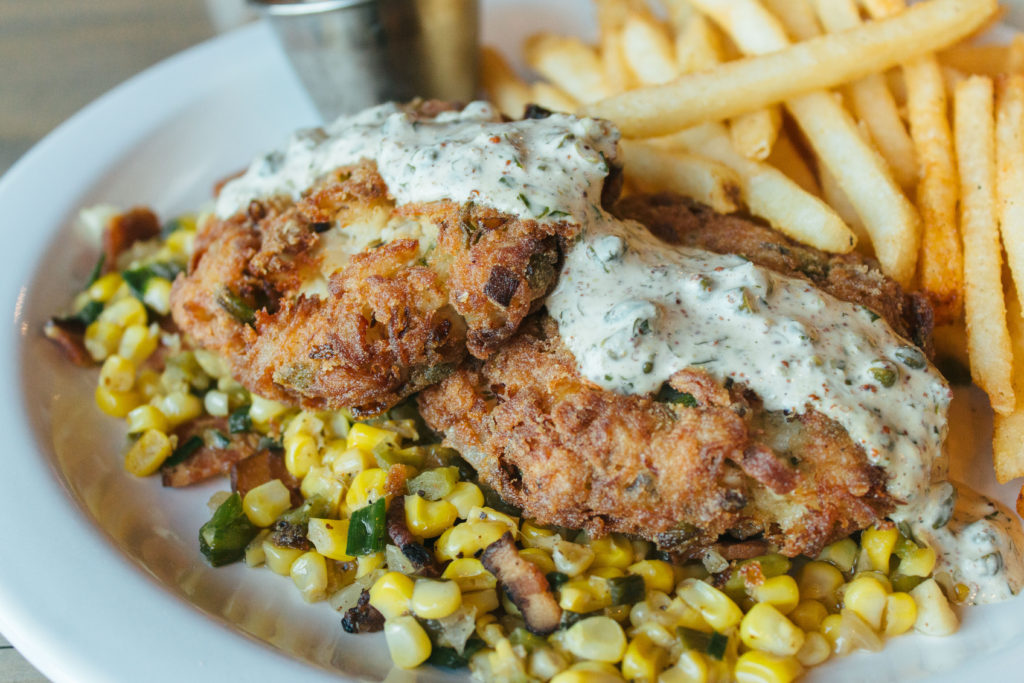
[788, 599, 828, 632]
[153, 391, 203, 427]
[628, 559, 675, 594]
[99, 296, 147, 327]
[88, 272, 124, 302]
[550, 669, 623, 683]
[632, 620, 675, 650]
[462, 588, 500, 614]
[752, 574, 800, 615]
[284, 433, 320, 479]
[142, 277, 172, 315]
[263, 541, 303, 576]
[136, 368, 161, 400]
[898, 546, 937, 577]
[245, 529, 270, 567]
[411, 579, 462, 619]
[123, 429, 172, 476]
[291, 551, 329, 602]
[95, 385, 142, 418]
[553, 540, 595, 577]
[621, 633, 666, 680]
[249, 394, 289, 425]
[100, 354, 136, 392]
[740, 603, 805, 656]
[405, 495, 459, 539]
[521, 521, 559, 549]
[529, 646, 569, 681]
[346, 423, 398, 451]
[734, 651, 803, 683]
[477, 616, 504, 646]
[345, 468, 388, 510]
[883, 591, 917, 636]
[842, 575, 889, 630]
[126, 404, 169, 435]
[862, 524, 900, 573]
[369, 571, 415, 619]
[284, 410, 325, 442]
[307, 518, 353, 561]
[243, 479, 292, 527]
[442, 558, 497, 592]
[564, 616, 627, 663]
[589, 534, 634, 569]
[300, 468, 344, 514]
[84, 320, 123, 361]
[590, 566, 625, 580]
[816, 537, 859, 574]
[677, 578, 743, 631]
[795, 630, 830, 667]
[117, 324, 158, 365]
[797, 561, 845, 603]
[384, 615, 432, 669]
[435, 521, 509, 561]
[203, 389, 229, 417]
[356, 552, 385, 577]
[660, 650, 708, 683]
[445, 481, 485, 519]
[166, 224, 195, 253]
[909, 578, 959, 636]
[519, 547, 556, 575]
[193, 349, 230, 379]
[558, 579, 606, 613]
[466, 506, 519, 535]
[819, 613, 843, 648]
[331, 446, 374, 476]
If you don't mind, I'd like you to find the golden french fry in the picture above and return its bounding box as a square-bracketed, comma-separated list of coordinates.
[600, 27, 637, 95]
[954, 75, 1015, 415]
[940, 36, 1024, 77]
[819, 163, 871, 252]
[729, 106, 781, 161]
[659, 0, 696, 32]
[674, 13, 724, 74]
[622, 12, 680, 86]
[993, 288, 1024, 483]
[580, 0, 997, 137]
[529, 82, 579, 114]
[479, 47, 532, 119]
[619, 140, 742, 214]
[657, 122, 856, 252]
[691, 0, 919, 283]
[997, 75, 1024, 326]
[760, 0, 821, 41]
[766, 131, 820, 197]
[525, 34, 612, 104]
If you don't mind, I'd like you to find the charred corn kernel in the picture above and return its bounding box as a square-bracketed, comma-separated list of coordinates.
[123, 428, 172, 476]
[622, 633, 666, 680]
[842, 575, 889, 630]
[795, 631, 830, 667]
[384, 615, 432, 669]
[100, 354, 135, 392]
[553, 541, 595, 577]
[411, 579, 462, 619]
[752, 575, 800, 615]
[99, 296, 147, 327]
[519, 547, 556, 575]
[117, 324, 158, 365]
[740, 603, 805, 656]
[435, 521, 509, 561]
[677, 578, 743, 631]
[126, 404, 169, 434]
[819, 613, 842, 648]
[660, 650, 709, 683]
[88, 272, 123, 302]
[734, 651, 803, 683]
[529, 646, 569, 681]
[788, 599, 828, 632]
[898, 546, 937, 577]
[797, 561, 845, 603]
[590, 534, 634, 569]
[882, 591, 917, 636]
[862, 524, 900, 573]
[442, 558, 497, 592]
[203, 389, 229, 417]
[521, 521, 558, 549]
[466, 506, 519, 535]
[346, 423, 397, 451]
[307, 518, 353, 561]
[142, 277, 172, 315]
[564, 616, 626, 663]
[559, 579, 606, 612]
[136, 368, 161, 399]
[243, 479, 292, 527]
[406, 495, 459, 538]
[445, 481, 485, 518]
[249, 394, 288, 425]
[290, 551, 328, 602]
[909, 578, 959, 636]
[369, 571, 415, 619]
[284, 433, 320, 479]
[462, 588, 500, 614]
[816, 537, 858, 574]
[263, 541, 303, 575]
[628, 559, 674, 594]
[331, 446, 374, 476]
[356, 552, 385, 577]
[193, 349, 230, 379]
[300, 467, 344, 514]
[84, 320, 123, 361]
[95, 385, 142, 418]
[345, 468, 388, 509]
[154, 391, 203, 427]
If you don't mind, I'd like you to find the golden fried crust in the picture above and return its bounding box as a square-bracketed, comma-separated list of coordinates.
[170, 161, 576, 415]
[417, 317, 893, 558]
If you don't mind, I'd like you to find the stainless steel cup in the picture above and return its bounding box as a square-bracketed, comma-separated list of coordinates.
[249, 0, 479, 121]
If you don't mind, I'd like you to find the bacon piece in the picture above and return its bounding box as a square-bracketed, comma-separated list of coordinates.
[230, 450, 302, 507]
[735, 444, 798, 495]
[103, 207, 160, 270]
[341, 589, 385, 634]
[43, 319, 92, 366]
[480, 532, 562, 635]
[161, 416, 261, 487]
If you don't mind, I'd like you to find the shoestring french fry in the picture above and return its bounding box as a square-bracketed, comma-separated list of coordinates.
[619, 139, 743, 213]
[940, 35, 1024, 77]
[819, 163, 871, 252]
[479, 47, 532, 119]
[760, 0, 821, 41]
[690, 0, 920, 285]
[528, 81, 579, 114]
[997, 75, 1024, 312]
[621, 12, 680, 85]
[673, 12, 723, 73]
[525, 34, 612, 104]
[728, 106, 781, 161]
[994, 289, 1024, 483]
[580, 0, 997, 137]
[765, 130, 821, 197]
[595, 0, 641, 93]
[954, 75, 1015, 416]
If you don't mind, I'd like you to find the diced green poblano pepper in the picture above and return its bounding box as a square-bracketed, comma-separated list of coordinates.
[199, 492, 259, 567]
[346, 497, 387, 556]
[607, 574, 646, 605]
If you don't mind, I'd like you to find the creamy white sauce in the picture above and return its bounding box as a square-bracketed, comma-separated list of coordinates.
[215, 101, 617, 223]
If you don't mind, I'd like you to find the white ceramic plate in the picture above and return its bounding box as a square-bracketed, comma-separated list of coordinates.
[1, 3, 1023, 681]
